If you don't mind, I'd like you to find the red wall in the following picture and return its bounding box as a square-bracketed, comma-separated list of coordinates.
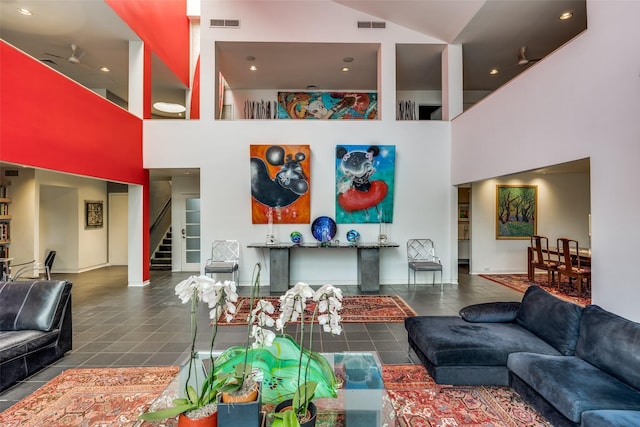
[1, 42, 145, 184]
[106, 0, 190, 88]
[0, 41, 149, 280]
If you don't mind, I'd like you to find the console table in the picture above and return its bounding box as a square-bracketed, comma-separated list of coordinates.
[247, 242, 399, 292]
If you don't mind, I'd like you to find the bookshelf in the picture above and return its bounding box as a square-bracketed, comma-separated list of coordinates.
[0, 181, 11, 258]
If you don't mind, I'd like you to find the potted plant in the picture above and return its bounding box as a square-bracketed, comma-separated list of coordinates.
[270, 282, 344, 427]
[138, 275, 238, 426]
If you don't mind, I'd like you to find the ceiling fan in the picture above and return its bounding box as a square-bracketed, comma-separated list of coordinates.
[517, 46, 541, 66]
[44, 44, 86, 66]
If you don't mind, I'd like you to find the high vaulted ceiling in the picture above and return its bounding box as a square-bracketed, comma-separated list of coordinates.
[0, 0, 587, 117]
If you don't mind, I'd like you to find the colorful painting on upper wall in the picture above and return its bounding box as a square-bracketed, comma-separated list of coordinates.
[250, 145, 311, 224]
[335, 145, 395, 224]
[277, 92, 377, 120]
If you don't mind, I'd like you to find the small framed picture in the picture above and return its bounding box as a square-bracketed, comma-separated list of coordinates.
[85, 200, 104, 228]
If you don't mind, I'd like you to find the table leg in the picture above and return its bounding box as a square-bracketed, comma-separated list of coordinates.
[357, 247, 380, 292]
[269, 247, 290, 292]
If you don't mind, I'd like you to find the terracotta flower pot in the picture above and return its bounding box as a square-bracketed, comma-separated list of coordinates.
[220, 382, 259, 403]
[218, 381, 261, 427]
[177, 410, 218, 427]
[274, 399, 317, 427]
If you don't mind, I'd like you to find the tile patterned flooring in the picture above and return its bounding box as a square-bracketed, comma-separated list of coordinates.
[0, 266, 523, 412]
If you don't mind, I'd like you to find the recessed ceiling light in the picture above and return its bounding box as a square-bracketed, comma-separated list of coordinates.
[342, 67, 350, 72]
[343, 57, 354, 63]
[489, 68, 499, 75]
[153, 102, 186, 113]
[249, 65, 258, 71]
[559, 11, 573, 20]
[246, 55, 256, 61]
[17, 8, 32, 16]
[100, 67, 110, 72]
[306, 84, 318, 90]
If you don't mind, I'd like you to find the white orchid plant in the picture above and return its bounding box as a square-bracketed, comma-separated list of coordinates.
[140, 275, 238, 421]
[272, 282, 343, 426]
[217, 263, 276, 394]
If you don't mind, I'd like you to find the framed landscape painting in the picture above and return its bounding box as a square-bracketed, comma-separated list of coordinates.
[496, 185, 537, 239]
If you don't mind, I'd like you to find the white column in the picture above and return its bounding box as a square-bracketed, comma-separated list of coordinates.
[379, 41, 396, 121]
[442, 44, 463, 121]
[128, 184, 148, 287]
[128, 40, 144, 118]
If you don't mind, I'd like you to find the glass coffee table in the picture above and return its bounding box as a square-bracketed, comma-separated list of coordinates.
[137, 350, 396, 426]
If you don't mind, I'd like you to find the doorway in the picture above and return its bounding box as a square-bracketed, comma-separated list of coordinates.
[176, 193, 201, 271]
[458, 186, 471, 266]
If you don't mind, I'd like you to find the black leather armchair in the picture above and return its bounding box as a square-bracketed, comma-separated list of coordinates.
[0, 280, 72, 392]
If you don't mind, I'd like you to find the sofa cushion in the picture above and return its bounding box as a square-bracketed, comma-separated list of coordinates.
[459, 302, 521, 323]
[581, 410, 640, 427]
[508, 352, 640, 423]
[405, 316, 561, 367]
[0, 281, 70, 331]
[515, 286, 583, 355]
[576, 305, 640, 391]
[0, 330, 59, 363]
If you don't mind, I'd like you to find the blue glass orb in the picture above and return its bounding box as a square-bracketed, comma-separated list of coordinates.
[290, 231, 303, 244]
[311, 216, 337, 242]
[346, 229, 360, 244]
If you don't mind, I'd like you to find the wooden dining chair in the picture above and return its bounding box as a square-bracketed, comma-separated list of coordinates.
[529, 235, 558, 285]
[556, 237, 591, 295]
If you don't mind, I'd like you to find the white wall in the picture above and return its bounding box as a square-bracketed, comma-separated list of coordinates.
[40, 185, 78, 272]
[145, 1, 455, 286]
[451, 0, 640, 320]
[470, 171, 590, 274]
[36, 170, 109, 272]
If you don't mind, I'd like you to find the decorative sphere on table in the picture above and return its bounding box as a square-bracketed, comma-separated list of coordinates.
[290, 231, 303, 244]
[311, 216, 337, 242]
[346, 229, 360, 244]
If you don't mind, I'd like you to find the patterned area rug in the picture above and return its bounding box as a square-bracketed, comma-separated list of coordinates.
[2, 365, 552, 426]
[221, 294, 417, 325]
[480, 273, 591, 306]
[0, 367, 178, 427]
[383, 364, 553, 427]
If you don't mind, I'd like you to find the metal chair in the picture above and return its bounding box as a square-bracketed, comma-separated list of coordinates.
[204, 240, 240, 283]
[8, 250, 56, 281]
[407, 238, 443, 289]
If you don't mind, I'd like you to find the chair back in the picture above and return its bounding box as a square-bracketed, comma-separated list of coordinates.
[407, 239, 437, 262]
[557, 238, 581, 269]
[44, 250, 56, 279]
[210, 240, 240, 263]
[530, 235, 550, 263]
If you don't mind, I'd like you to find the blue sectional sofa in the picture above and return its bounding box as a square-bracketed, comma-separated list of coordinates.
[0, 280, 73, 392]
[404, 286, 640, 427]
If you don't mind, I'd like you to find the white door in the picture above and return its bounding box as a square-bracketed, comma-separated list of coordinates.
[108, 193, 128, 265]
[180, 194, 201, 271]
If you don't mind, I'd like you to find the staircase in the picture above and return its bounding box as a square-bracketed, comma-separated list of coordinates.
[150, 227, 172, 271]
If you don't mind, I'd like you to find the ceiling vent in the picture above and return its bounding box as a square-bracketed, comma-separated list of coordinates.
[210, 18, 240, 28]
[357, 21, 386, 29]
[4, 170, 19, 177]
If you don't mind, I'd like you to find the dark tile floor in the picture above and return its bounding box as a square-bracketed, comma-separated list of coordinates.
[0, 266, 522, 412]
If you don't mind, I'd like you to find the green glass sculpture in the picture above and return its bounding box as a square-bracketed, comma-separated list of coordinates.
[213, 334, 338, 404]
